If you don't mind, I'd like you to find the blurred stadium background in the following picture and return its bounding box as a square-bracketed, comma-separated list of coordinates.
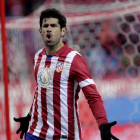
[1, 0, 140, 139]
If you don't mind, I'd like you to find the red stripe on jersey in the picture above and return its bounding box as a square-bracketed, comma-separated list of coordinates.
[39, 87, 48, 138]
[29, 88, 39, 134]
[67, 79, 75, 139]
[53, 68, 61, 138]
[75, 85, 82, 140]
[53, 55, 70, 138]
[39, 57, 51, 138]
[30, 92, 36, 116]
[53, 62, 63, 139]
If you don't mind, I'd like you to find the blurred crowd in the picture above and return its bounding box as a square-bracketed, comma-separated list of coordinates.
[5, 0, 133, 17]
[5, 0, 45, 17]
[68, 14, 140, 79]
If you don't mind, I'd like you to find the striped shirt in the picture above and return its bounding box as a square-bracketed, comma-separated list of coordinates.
[28, 41, 108, 140]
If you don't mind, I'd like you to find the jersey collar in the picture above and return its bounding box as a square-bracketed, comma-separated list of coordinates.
[54, 41, 69, 56]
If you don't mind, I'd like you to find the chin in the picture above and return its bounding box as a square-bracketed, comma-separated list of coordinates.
[46, 43, 54, 48]
[47, 45, 53, 48]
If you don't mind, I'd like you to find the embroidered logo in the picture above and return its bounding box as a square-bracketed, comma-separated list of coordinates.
[55, 61, 64, 73]
[37, 67, 52, 87]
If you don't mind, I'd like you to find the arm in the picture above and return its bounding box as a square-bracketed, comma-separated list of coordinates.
[71, 54, 119, 140]
[81, 84, 108, 127]
[71, 54, 108, 127]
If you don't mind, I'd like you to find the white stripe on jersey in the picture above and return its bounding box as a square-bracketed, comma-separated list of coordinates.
[45, 56, 59, 140]
[79, 78, 95, 88]
[74, 80, 80, 140]
[33, 55, 46, 137]
[34, 48, 44, 70]
[60, 51, 79, 139]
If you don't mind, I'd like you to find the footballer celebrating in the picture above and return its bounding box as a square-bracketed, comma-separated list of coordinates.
[14, 8, 119, 140]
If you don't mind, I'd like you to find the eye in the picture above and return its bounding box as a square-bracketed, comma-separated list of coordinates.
[43, 24, 48, 28]
[51, 24, 57, 27]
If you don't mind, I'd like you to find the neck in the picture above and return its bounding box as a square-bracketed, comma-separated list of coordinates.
[45, 41, 64, 55]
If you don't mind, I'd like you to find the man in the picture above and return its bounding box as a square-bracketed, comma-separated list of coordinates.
[14, 8, 119, 140]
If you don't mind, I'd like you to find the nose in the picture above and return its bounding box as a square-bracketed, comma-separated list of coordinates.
[46, 25, 52, 32]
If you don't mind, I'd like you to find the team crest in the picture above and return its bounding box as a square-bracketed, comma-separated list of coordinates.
[37, 67, 52, 88]
[55, 61, 64, 73]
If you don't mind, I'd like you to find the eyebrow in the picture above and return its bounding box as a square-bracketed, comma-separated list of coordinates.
[43, 23, 58, 26]
[50, 24, 57, 26]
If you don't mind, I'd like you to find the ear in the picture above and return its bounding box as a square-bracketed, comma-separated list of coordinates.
[61, 27, 66, 37]
[39, 28, 42, 34]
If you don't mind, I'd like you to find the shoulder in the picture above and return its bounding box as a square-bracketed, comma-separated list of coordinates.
[65, 49, 83, 63]
[69, 50, 89, 70]
[66, 50, 88, 70]
[72, 51, 86, 63]
[66, 44, 82, 59]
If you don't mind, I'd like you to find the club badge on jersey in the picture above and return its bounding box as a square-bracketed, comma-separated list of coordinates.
[55, 61, 64, 73]
[37, 67, 52, 88]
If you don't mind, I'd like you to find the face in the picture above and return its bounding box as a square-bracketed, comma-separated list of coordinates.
[39, 18, 66, 48]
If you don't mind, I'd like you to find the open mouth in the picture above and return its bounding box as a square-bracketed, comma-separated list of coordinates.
[46, 34, 52, 41]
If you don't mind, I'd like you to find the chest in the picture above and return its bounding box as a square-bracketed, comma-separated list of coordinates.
[34, 55, 73, 88]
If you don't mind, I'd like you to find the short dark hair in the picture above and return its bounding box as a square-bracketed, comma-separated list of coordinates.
[39, 8, 66, 29]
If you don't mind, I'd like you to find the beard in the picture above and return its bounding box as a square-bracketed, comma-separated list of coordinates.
[45, 42, 55, 47]
[45, 38, 60, 48]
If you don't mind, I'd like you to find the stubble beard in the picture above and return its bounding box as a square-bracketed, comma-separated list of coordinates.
[45, 38, 60, 48]
[46, 42, 54, 47]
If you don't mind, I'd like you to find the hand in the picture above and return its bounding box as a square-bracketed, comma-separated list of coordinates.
[14, 114, 31, 139]
[100, 121, 119, 140]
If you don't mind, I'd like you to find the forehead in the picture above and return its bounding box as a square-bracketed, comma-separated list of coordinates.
[42, 18, 59, 24]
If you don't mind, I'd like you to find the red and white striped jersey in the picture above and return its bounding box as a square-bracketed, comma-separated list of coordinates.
[28, 41, 108, 140]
